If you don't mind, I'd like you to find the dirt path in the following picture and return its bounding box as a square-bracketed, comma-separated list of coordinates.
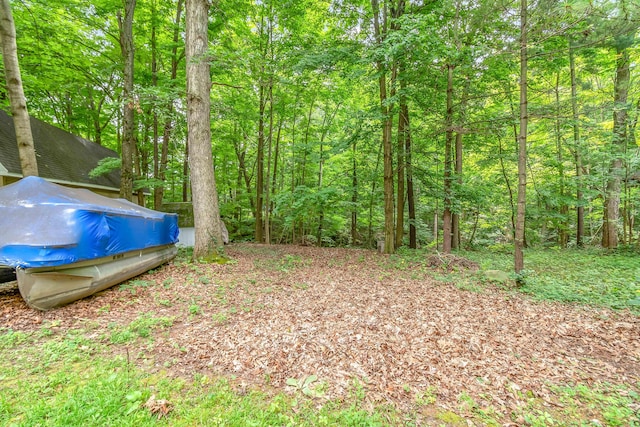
[1, 244, 639, 414]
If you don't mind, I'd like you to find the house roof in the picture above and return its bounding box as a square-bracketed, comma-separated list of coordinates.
[0, 109, 120, 191]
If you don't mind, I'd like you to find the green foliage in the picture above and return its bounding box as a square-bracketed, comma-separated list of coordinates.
[460, 248, 640, 313]
[89, 157, 121, 179]
[253, 252, 310, 272]
[8, 0, 640, 264]
[119, 279, 152, 294]
[0, 333, 392, 426]
[0, 328, 30, 350]
[109, 313, 174, 344]
[286, 375, 327, 398]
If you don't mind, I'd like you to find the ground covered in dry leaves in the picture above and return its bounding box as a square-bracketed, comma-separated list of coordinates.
[2, 243, 639, 420]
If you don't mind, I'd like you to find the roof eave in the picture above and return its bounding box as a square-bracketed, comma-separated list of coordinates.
[0, 172, 120, 193]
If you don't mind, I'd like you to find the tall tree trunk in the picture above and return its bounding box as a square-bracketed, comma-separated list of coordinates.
[269, 119, 282, 241]
[255, 7, 272, 243]
[371, 0, 395, 255]
[316, 102, 341, 246]
[264, 82, 274, 245]
[555, 72, 568, 248]
[451, 75, 469, 250]
[569, 38, 584, 247]
[602, 45, 630, 249]
[404, 103, 416, 249]
[351, 139, 359, 245]
[118, 0, 136, 201]
[368, 143, 383, 247]
[442, 64, 454, 253]
[395, 76, 407, 249]
[155, 0, 183, 210]
[151, 2, 160, 209]
[233, 132, 255, 213]
[514, 0, 528, 275]
[271, 120, 281, 216]
[255, 80, 266, 242]
[300, 98, 315, 187]
[133, 138, 145, 206]
[186, 0, 224, 259]
[0, 0, 38, 177]
[452, 131, 463, 249]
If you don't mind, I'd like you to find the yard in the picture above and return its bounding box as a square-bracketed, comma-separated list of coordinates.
[1, 244, 639, 426]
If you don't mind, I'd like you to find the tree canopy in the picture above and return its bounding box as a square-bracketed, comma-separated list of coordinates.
[2, 0, 639, 264]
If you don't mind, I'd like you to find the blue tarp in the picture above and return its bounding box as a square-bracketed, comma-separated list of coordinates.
[0, 176, 179, 269]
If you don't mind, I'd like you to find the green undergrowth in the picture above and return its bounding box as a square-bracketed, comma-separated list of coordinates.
[451, 246, 640, 314]
[0, 327, 392, 426]
[2, 326, 638, 426]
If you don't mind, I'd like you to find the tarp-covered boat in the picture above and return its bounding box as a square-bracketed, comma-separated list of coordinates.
[0, 176, 179, 310]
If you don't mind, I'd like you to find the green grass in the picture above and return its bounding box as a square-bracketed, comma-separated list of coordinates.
[456, 246, 640, 314]
[0, 328, 392, 427]
[108, 313, 174, 344]
[2, 325, 638, 426]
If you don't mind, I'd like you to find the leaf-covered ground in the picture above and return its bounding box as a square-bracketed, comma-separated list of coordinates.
[2, 244, 639, 423]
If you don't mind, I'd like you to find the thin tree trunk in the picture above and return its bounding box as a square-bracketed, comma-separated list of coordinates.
[133, 137, 145, 206]
[270, 120, 282, 227]
[255, 79, 266, 242]
[452, 75, 469, 250]
[515, 0, 528, 275]
[186, 0, 224, 259]
[155, 0, 183, 210]
[602, 46, 630, 249]
[118, 0, 136, 201]
[254, 7, 271, 243]
[316, 102, 341, 246]
[395, 78, 407, 249]
[498, 137, 516, 236]
[351, 140, 358, 245]
[555, 72, 568, 248]
[442, 64, 454, 253]
[233, 133, 255, 213]
[300, 98, 315, 187]
[405, 103, 416, 249]
[452, 131, 463, 249]
[0, 0, 38, 177]
[569, 38, 584, 247]
[264, 81, 274, 245]
[368, 143, 383, 248]
[151, 3, 160, 209]
[371, 0, 395, 254]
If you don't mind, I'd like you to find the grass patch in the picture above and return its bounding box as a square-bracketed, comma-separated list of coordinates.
[253, 252, 310, 272]
[109, 313, 174, 344]
[456, 247, 640, 314]
[0, 331, 393, 426]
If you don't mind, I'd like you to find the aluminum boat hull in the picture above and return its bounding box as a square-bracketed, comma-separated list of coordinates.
[17, 244, 177, 310]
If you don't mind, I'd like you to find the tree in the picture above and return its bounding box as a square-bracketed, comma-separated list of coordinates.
[514, 0, 528, 274]
[0, 0, 38, 177]
[371, 0, 399, 255]
[443, 63, 454, 253]
[185, 0, 225, 260]
[602, 7, 636, 249]
[153, 0, 184, 210]
[568, 37, 584, 247]
[118, 0, 136, 201]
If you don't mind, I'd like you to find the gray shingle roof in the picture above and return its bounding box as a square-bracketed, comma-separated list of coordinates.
[0, 110, 120, 191]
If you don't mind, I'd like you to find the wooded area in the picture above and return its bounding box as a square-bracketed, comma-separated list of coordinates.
[2, 0, 639, 263]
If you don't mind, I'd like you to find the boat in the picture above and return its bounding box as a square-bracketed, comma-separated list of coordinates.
[0, 176, 179, 310]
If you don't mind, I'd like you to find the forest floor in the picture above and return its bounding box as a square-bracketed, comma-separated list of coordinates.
[2, 243, 639, 425]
